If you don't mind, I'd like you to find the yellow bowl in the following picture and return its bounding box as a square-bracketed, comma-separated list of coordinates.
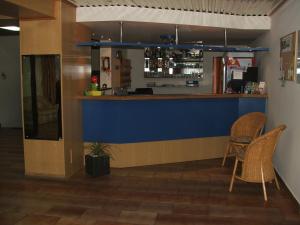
[89, 91, 102, 96]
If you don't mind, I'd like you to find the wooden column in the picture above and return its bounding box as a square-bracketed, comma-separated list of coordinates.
[212, 57, 223, 94]
[20, 0, 91, 178]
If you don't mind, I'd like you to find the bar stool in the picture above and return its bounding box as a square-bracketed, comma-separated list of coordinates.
[221, 112, 266, 167]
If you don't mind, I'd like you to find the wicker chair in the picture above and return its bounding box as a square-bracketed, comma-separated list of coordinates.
[221, 112, 266, 166]
[229, 125, 286, 201]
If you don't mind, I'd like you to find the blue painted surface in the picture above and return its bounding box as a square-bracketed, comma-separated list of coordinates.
[238, 98, 266, 117]
[77, 41, 269, 52]
[82, 97, 266, 143]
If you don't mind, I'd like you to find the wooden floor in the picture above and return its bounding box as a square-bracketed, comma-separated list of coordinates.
[0, 128, 300, 225]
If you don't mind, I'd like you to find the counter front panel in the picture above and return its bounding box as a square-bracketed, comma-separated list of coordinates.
[82, 96, 266, 144]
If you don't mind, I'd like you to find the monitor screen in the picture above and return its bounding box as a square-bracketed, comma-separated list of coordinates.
[243, 67, 258, 82]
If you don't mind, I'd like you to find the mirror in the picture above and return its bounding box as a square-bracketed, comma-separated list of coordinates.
[22, 55, 62, 140]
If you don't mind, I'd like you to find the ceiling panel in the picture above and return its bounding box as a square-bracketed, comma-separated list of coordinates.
[69, 0, 284, 16]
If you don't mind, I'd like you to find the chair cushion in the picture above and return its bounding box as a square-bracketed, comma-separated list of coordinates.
[230, 136, 252, 144]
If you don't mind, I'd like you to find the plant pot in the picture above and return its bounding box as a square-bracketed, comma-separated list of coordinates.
[85, 154, 110, 177]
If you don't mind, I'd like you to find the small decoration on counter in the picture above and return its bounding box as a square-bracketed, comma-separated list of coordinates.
[258, 82, 266, 94]
[85, 142, 113, 177]
[83, 75, 102, 96]
[244, 82, 259, 94]
[91, 75, 98, 86]
[90, 75, 99, 91]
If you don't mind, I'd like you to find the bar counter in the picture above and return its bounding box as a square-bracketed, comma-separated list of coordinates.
[78, 93, 267, 101]
[79, 94, 267, 167]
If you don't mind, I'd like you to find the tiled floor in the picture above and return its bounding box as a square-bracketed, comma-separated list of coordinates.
[0, 128, 300, 225]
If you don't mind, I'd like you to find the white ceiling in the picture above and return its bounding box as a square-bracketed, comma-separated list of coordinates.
[74, 0, 285, 44]
[70, 0, 284, 16]
[83, 21, 267, 45]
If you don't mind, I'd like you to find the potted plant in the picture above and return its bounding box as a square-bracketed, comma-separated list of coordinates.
[85, 142, 112, 177]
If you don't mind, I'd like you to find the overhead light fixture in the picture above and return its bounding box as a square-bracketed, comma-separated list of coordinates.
[0, 26, 20, 31]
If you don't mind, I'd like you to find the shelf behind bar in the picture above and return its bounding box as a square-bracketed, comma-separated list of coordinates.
[77, 41, 269, 52]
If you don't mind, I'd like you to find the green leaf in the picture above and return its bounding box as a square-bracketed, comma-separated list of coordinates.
[89, 142, 113, 159]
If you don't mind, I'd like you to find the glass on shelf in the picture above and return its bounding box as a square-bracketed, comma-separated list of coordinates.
[144, 48, 204, 79]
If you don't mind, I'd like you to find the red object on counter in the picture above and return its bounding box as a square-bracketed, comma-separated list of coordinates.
[91, 75, 98, 83]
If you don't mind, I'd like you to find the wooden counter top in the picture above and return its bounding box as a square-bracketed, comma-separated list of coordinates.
[77, 93, 267, 101]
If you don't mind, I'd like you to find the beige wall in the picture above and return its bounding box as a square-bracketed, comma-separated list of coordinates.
[254, 0, 300, 203]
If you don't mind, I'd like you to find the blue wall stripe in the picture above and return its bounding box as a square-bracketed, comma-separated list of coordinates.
[82, 98, 266, 144]
[238, 98, 266, 117]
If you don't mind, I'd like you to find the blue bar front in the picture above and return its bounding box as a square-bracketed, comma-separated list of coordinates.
[82, 97, 266, 144]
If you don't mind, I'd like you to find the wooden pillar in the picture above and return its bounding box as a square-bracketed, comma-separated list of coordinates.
[20, 0, 91, 178]
[212, 57, 223, 94]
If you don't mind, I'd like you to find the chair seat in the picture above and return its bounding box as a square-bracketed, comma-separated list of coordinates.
[230, 136, 252, 144]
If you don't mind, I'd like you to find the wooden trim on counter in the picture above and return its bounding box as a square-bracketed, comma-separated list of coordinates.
[84, 136, 229, 168]
[77, 94, 268, 101]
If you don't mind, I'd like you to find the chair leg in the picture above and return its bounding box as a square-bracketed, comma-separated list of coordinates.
[222, 143, 231, 167]
[274, 172, 280, 190]
[229, 158, 238, 192]
[261, 167, 268, 201]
